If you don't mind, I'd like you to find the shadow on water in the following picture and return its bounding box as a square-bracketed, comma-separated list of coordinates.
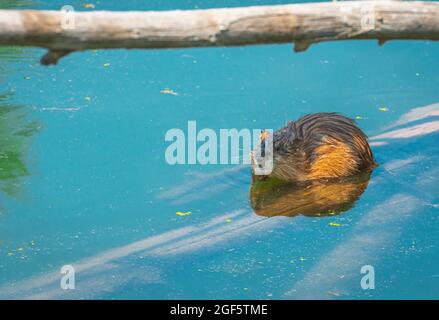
[250, 173, 372, 218]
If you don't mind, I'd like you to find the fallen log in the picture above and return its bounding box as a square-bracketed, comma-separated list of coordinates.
[0, 1, 438, 65]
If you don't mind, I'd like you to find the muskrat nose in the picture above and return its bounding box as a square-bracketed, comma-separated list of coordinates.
[259, 129, 271, 144]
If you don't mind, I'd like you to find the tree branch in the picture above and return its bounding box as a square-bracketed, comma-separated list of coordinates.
[0, 1, 438, 65]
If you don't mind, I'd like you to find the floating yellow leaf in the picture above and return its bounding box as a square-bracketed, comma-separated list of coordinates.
[329, 222, 343, 227]
[160, 88, 179, 96]
[82, 3, 95, 9]
[103, 63, 111, 68]
[176, 211, 192, 216]
[378, 107, 389, 112]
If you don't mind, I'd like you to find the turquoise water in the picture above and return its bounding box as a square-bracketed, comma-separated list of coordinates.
[0, 0, 439, 299]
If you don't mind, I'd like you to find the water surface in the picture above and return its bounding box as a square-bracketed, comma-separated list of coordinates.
[0, 0, 439, 299]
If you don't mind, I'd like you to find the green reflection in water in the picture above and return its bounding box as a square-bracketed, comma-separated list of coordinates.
[0, 93, 40, 198]
[0, 0, 34, 9]
[0, 11, 40, 202]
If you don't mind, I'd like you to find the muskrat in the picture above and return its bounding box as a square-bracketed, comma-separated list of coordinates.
[251, 113, 377, 182]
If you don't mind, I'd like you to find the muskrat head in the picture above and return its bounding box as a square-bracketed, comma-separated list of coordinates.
[251, 124, 307, 182]
[250, 129, 274, 180]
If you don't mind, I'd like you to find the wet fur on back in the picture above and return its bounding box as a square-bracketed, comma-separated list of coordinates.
[254, 113, 377, 182]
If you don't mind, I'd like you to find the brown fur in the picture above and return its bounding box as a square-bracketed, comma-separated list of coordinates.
[250, 172, 372, 217]
[252, 113, 377, 182]
[308, 137, 358, 179]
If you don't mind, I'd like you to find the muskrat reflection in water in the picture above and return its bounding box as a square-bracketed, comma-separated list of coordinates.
[249, 113, 376, 217]
[250, 172, 372, 217]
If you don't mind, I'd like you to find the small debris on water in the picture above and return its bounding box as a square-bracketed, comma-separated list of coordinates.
[41, 107, 80, 112]
[82, 3, 95, 9]
[327, 290, 343, 297]
[160, 88, 179, 96]
[176, 211, 192, 216]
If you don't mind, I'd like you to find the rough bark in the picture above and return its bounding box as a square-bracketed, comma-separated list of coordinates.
[0, 1, 438, 65]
